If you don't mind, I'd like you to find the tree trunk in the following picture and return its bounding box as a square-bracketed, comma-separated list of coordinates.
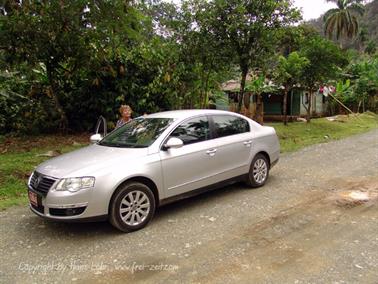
[243, 92, 251, 117]
[306, 90, 313, 123]
[203, 58, 215, 109]
[283, 87, 288, 126]
[255, 93, 264, 124]
[46, 64, 68, 131]
[203, 67, 212, 108]
[237, 67, 248, 113]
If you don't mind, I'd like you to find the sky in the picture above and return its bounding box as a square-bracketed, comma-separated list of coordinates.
[293, 0, 336, 21]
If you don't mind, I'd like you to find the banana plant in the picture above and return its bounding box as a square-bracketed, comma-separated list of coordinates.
[335, 79, 351, 97]
[245, 74, 278, 123]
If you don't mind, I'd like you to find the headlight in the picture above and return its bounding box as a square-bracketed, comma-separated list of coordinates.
[55, 177, 95, 192]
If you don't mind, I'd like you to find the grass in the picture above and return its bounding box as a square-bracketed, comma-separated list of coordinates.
[0, 134, 89, 210]
[0, 112, 377, 210]
[266, 112, 378, 153]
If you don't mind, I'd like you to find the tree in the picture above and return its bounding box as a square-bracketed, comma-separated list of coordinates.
[244, 74, 277, 124]
[275, 52, 309, 125]
[143, 0, 233, 110]
[324, 0, 365, 43]
[207, 0, 300, 113]
[277, 24, 319, 57]
[300, 36, 349, 122]
[347, 56, 378, 112]
[1, 0, 141, 131]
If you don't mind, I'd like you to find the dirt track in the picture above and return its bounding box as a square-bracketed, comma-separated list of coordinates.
[0, 129, 377, 284]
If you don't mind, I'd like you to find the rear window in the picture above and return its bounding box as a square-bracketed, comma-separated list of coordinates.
[212, 115, 250, 138]
[170, 116, 210, 145]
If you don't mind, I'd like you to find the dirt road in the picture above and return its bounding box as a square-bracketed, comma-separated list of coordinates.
[1, 130, 377, 284]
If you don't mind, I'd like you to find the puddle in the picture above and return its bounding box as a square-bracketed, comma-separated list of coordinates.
[330, 177, 378, 207]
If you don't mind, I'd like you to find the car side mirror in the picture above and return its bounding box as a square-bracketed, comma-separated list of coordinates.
[90, 133, 103, 144]
[163, 137, 184, 150]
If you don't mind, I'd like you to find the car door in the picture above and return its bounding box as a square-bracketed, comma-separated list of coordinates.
[159, 116, 219, 197]
[209, 114, 252, 181]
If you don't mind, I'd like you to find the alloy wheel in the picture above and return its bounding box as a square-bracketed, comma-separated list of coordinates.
[119, 190, 150, 226]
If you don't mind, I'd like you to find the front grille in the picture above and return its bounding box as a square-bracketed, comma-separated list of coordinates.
[29, 172, 57, 196]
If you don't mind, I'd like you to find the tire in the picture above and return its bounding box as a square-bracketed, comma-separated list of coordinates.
[109, 182, 156, 232]
[245, 153, 270, 188]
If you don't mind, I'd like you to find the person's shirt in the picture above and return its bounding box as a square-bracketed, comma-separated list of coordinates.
[116, 119, 129, 129]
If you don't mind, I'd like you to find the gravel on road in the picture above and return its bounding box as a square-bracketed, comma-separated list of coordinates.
[0, 129, 377, 284]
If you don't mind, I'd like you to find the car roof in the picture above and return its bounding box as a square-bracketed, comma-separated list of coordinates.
[145, 109, 246, 119]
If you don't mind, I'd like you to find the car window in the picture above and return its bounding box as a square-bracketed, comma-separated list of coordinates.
[170, 116, 210, 145]
[99, 117, 173, 148]
[212, 115, 250, 138]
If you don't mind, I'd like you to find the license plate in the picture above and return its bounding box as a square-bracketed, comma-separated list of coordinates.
[28, 191, 38, 207]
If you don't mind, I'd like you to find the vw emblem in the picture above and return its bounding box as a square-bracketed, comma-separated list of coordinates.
[33, 175, 42, 188]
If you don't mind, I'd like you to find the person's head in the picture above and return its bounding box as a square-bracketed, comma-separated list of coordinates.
[119, 105, 132, 120]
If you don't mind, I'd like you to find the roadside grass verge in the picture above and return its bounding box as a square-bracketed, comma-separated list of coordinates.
[0, 135, 89, 210]
[267, 112, 378, 153]
[0, 112, 377, 210]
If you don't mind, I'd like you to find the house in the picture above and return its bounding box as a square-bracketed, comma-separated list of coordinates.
[220, 78, 329, 121]
[263, 88, 329, 120]
[220, 78, 258, 118]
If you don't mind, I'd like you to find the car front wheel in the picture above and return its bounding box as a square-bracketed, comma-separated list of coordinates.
[246, 153, 270, 187]
[109, 182, 156, 232]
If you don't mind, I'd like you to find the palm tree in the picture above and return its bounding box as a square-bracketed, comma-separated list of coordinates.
[324, 0, 365, 41]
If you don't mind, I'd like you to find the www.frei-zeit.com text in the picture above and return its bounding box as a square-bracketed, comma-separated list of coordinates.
[18, 260, 179, 275]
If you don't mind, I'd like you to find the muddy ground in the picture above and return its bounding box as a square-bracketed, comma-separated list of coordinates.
[0, 129, 377, 284]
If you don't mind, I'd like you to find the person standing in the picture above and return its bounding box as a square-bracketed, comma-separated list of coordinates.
[116, 105, 133, 128]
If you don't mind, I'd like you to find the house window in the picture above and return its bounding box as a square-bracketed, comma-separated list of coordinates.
[304, 93, 309, 104]
[228, 92, 239, 103]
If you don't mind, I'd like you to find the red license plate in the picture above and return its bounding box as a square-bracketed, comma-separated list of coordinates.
[28, 191, 38, 207]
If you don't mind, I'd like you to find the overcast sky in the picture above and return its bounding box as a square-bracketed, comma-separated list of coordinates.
[294, 0, 336, 21]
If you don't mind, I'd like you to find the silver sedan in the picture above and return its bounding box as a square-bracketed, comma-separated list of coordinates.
[27, 110, 280, 232]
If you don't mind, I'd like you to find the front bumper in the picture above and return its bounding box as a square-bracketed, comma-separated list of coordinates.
[29, 204, 107, 222]
[27, 184, 108, 221]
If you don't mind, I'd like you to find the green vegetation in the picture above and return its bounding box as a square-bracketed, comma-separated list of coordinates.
[268, 112, 378, 152]
[206, 0, 300, 113]
[308, 0, 378, 52]
[0, 144, 85, 210]
[275, 51, 309, 125]
[323, 0, 364, 41]
[1, 1, 377, 134]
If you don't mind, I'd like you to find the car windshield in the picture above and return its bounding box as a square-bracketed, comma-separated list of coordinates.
[99, 117, 173, 148]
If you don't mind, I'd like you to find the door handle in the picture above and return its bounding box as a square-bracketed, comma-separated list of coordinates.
[243, 140, 252, 147]
[206, 149, 217, 156]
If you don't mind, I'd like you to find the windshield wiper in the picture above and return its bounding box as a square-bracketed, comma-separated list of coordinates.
[99, 142, 138, 148]
[131, 144, 148, 148]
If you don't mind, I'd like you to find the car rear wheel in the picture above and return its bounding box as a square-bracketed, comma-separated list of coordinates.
[246, 153, 269, 187]
[109, 182, 156, 232]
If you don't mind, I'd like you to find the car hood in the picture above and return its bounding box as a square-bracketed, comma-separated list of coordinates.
[36, 144, 148, 178]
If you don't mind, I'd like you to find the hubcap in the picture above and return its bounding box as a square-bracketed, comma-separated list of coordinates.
[253, 158, 267, 184]
[119, 190, 150, 226]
